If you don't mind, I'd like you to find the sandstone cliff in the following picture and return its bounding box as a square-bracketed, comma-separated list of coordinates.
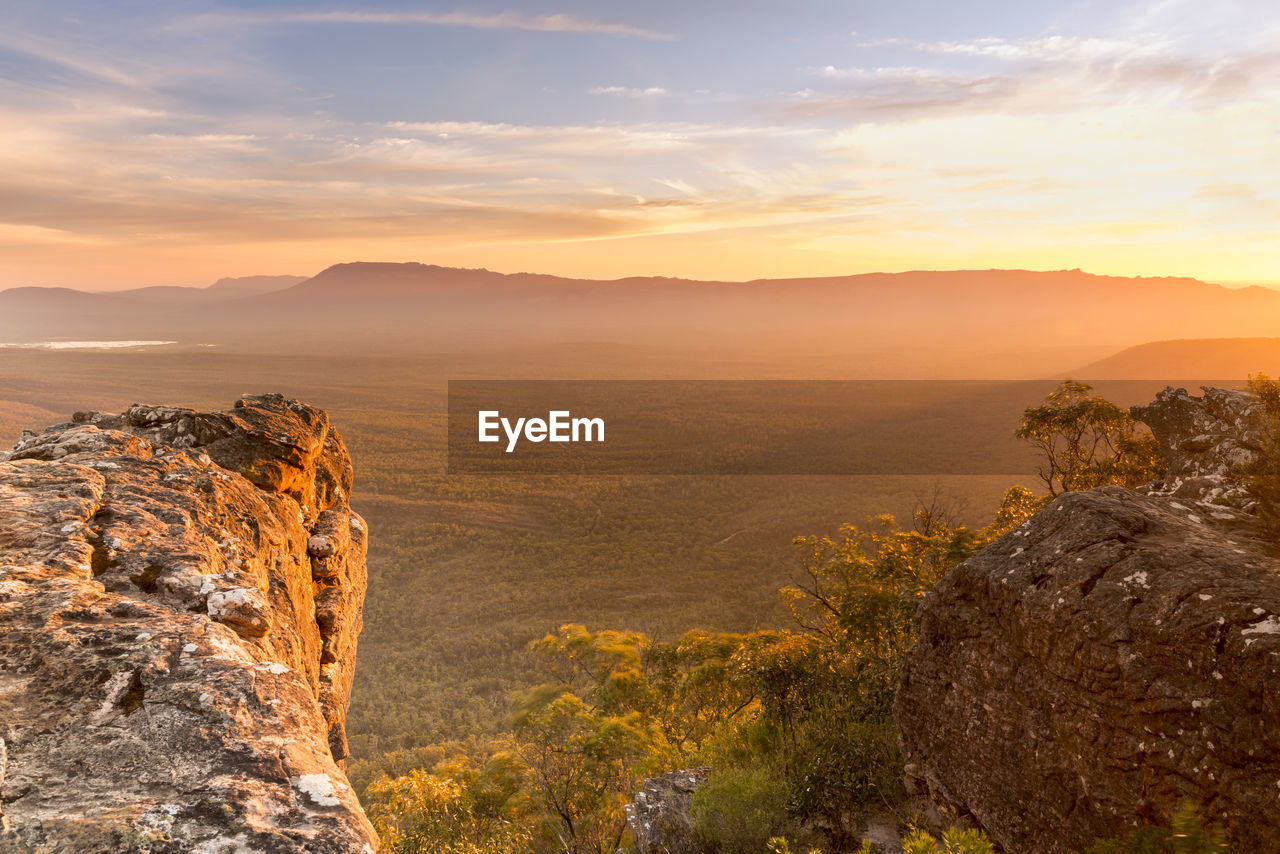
[0, 395, 376, 853]
[896, 387, 1279, 852]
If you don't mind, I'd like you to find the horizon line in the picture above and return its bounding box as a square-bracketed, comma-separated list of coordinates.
[9, 263, 1279, 294]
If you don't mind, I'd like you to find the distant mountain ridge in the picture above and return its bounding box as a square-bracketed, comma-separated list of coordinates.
[280, 261, 1270, 298]
[7, 262, 1272, 305]
[3, 263, 1279, 378]
[209, 274, 309, 292]
[1076, 337, 1280, 379]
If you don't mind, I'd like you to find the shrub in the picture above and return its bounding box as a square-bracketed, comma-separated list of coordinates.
[767, 837, 821, 854]
[897, 826, 996, 853]
[364, 760, 532, 854]
[690, 765, 797, 854]
[783, 715, 904, 836]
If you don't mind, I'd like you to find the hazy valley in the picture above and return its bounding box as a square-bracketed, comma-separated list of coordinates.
[2, 263, 1277, 852]
[3, 263, 1276, 766]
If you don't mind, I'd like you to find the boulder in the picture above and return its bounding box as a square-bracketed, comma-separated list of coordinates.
[895, 386, 1279, 853]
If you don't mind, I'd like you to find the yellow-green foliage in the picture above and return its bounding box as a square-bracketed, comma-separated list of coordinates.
[363, 484, 1046, 853]
[363, 753, 531, 854]
[690, 765, 797, 854]
[1016, 380, 1165, 495]
[513, 688, 662, 854]
[987, 484, 1049, 535]
[897, 826, 996, 853]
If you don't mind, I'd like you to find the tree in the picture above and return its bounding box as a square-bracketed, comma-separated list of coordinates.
[364, 486, 1051, 853]
[526, 624, 758, 758]
[1016, 380, 1165, 495]
[364, 754, 531, 854]
[783, 515, 981, 677]
[764, 514, 986, 844]
[512, 688, 658, 854]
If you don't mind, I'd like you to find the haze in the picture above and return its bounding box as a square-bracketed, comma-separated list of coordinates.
[3, 0, 1280, 289]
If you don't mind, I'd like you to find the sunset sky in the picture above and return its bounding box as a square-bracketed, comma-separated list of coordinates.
[3, 0, 1278, 289]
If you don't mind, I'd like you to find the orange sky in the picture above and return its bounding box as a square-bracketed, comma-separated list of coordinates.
[2, 0, 1278, 289]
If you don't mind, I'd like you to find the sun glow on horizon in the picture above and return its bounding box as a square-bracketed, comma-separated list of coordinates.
[1, 0, 1278, 289]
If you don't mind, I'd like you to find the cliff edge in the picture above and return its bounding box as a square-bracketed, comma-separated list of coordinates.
[0, 394, 376, 853]
[896, 387, 1279, 852]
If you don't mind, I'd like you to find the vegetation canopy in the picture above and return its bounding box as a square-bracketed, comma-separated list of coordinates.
[361, 482, 1044, 853]
[1016, 379, 1165, 495]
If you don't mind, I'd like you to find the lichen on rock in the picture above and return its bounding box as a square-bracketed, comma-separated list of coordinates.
[625, 768, 709, 854]
[1130, 384, 1265, 507]
[0, 394, 375, 853]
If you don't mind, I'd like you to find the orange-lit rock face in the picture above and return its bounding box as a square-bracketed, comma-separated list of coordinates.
[0, 394, 375, 853]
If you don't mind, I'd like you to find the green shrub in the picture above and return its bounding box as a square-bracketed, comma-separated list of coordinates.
[784, 715, 904, 834]
[854, 826, 996, 854]
[690, 765, 796, 854]
[364, 760, 532, 854]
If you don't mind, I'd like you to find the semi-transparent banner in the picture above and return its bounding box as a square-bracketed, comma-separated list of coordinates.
[445, 379, 1186, 475]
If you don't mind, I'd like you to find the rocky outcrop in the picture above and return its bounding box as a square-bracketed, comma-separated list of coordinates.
[625, 768, 709, 854]
[0, 395, 375, 853]
[896, 386, 1279, 853]
[1131, 385, 1265, 506]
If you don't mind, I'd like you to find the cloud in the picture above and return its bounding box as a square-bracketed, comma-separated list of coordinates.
[0, 101, 843, 255]
[859, 35, 1156, 63]
[815, 65, 946, 81]
[3, 0, 1279, 286]
[0, 223, 110, 248]
[781, 71, 1019, 120]
[786, 29, 1280, 122]
[0, 28, 142, 88]
[589, 86, 669, 97]
[177, 9, 676, 40]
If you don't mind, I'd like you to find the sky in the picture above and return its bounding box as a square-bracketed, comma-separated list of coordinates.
[2, 0, 1279, 289]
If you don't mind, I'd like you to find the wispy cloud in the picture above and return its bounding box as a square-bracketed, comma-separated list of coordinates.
[177, 9, 677, 40]
[589, 86, 669, 97]
[786, 30, 1280, 121]
[858, 35, 1157, 63]
[814, 65, 943, 80]
[0, 28, 143, 88]
[3, 0, 1279, 286]
[0, 103, 835, 255]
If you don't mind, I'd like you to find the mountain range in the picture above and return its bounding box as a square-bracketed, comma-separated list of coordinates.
[2, 263, 1278, 378]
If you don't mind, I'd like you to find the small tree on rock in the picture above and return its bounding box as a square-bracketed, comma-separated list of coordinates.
[1017, 380, 1165, 495]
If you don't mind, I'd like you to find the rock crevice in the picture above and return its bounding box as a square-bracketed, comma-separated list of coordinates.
[0, 394, 375, 853]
